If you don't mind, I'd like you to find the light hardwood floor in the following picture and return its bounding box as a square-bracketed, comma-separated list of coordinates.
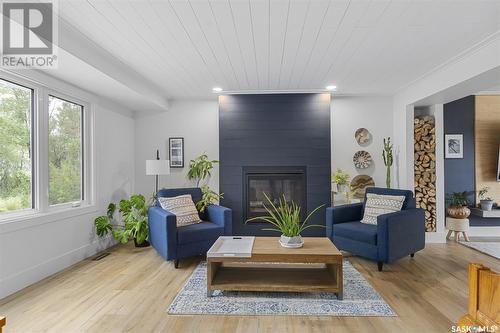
[1, 241, 499, 333]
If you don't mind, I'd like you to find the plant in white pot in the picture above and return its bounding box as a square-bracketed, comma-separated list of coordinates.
[332, 168, 350, 195]
[246, 193, 325, 248]
[478, 186, 494, 211]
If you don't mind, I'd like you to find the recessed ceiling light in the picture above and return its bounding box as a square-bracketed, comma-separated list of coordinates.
[326, 85, 337, 91]
[212, 87, 223, 93]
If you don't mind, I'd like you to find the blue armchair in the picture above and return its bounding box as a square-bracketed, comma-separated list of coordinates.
[148, 188, 232, 268]
[326, 187, 425, 271]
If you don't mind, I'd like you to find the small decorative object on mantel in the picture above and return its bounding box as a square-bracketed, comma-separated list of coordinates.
[478, 186, 494, 211]
[445, 134, 464, 159]
[355, 128, 371, 145]
[245, 193, 325, 248]
[353, 150, 372, 169]
[169, 137, 184, 168]
[382, 137, 393, 188]
[350, 175, 375, 199]
[446, 191, 471, 219]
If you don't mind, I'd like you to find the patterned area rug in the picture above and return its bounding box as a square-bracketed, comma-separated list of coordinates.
[459, 241, 500, 260]
[168, 261, 396, 316]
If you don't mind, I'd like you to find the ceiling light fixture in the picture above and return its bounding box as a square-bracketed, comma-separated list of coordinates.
[212, 87, 223, 93]
[326, 85, 337, 91]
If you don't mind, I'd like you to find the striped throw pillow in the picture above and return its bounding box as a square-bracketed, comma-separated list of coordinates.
[361, 193, 406, 225]
[158, 194, 201, 227]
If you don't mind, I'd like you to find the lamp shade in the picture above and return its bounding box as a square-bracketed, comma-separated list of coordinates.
[146, 160, 170, 175]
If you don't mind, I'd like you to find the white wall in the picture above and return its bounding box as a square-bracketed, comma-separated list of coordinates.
[134, 100, 219, 198]
[134, 97, 395, 198]
[392, 35, 500, 242]
[393, 35, 500, 191]
[0, 74, 135, 299]
[331, 96, 393, 188]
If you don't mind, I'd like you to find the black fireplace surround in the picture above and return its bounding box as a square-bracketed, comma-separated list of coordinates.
[243, 166, 307, 223]
[219, 93, 331, 236]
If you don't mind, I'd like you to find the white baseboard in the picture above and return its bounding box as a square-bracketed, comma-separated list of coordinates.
[0, 236, 114, 300]
[468, 227, 500, 237]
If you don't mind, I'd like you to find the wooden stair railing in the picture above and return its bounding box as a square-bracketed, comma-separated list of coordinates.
[0, 316, 5, 333]
[458, 263, 500, 332]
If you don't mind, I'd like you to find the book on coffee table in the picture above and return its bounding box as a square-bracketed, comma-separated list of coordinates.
[207, 236, 255, 258]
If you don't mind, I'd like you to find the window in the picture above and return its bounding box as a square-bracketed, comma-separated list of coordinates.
[48, 96, 83, 205]
[0, 73, 93, 220]
[0, 79, 33, 213]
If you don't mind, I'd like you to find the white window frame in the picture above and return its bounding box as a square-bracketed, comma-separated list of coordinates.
[45, 91, 92, 212]
[0, 71, 96, 224]
[0, 75, 36, 217]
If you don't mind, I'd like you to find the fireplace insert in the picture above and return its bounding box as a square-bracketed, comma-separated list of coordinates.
[243, 166, 306, 222]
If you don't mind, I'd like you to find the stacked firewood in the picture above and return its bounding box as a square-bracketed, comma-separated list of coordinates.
[414, 116, 436, 232]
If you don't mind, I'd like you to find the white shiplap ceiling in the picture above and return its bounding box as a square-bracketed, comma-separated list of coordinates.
[51, 0, 500, 106]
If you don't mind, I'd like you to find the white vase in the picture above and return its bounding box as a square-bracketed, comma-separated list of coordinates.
[480, 200, 494, 211]
[279, 235, 304, 248]
[337, 184, 348, 194]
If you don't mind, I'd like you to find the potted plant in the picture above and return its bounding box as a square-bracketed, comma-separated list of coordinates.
[331, 168, 350, 194]
[382, 137, 393, 188]
[94, 194, 150, 247]
[187, 153, 218, 187]
[479, 186, 494, 211]
[196, 185, 224, 213]
[187, 153, 223, 213]
[446, 191, 471, 219]
[246, 193, 324, 248]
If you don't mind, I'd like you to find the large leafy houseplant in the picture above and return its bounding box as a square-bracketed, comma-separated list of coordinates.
[187, 153, 223, 213]
[94, 194, 149, 247]
[246, 193, 325, 248]
[187, 154, 218, 187]
[196, 185, 224, 213]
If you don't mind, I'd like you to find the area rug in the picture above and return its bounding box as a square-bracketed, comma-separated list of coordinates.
[167, 261, 396, 316]
[459, 241, 500, 260]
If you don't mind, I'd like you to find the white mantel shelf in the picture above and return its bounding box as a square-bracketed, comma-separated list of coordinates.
[471, 208, 500, 218]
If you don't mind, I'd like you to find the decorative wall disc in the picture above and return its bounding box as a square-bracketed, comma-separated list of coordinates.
[350, 175, 375, 199]
[355, 128, 371, 145]
[353, 150, 372, 169]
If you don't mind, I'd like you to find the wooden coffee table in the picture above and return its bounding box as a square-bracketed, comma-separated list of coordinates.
[207, 237, 343, 299]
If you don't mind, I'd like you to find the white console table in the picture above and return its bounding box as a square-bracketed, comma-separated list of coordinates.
[470, 208, 500, 218]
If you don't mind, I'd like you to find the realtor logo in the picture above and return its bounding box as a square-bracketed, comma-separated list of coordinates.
[1, 0, 58, 68]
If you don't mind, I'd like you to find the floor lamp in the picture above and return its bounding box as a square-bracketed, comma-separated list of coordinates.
[146, 149, 170, 195]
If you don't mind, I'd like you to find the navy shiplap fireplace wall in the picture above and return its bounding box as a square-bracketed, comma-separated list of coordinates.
[219, 93, 331, 236]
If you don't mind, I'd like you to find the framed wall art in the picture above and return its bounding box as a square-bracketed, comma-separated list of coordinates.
[169, 137, 184, 168]
[445, 134, 463, 159]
